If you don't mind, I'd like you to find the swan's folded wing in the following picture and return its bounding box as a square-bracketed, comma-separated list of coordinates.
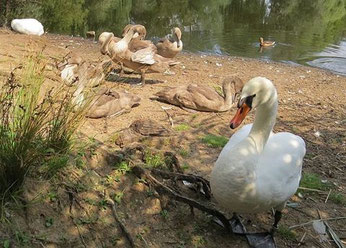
[131, 47, 156, 65]
[174, 92, 198, 109]
[257, 132, 306, 205]
[187, 84, 221, 101]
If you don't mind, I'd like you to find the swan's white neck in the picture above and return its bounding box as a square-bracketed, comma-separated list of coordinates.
[248, 92, 277, 153]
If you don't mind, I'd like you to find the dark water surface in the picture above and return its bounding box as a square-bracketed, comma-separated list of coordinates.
[2, 0, 346, 75]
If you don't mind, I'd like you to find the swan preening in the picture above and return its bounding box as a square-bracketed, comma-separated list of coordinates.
[156, 27, 183, 58]
[11, 18, 44, 36]
[99, 27, 178, 85]
[211, 77, 306, 235]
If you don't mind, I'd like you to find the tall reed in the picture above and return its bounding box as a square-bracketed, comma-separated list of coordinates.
[0, 51, 88, 200]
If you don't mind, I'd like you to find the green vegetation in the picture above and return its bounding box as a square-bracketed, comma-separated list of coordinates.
[179, 148, 190, 158]
[2, 240, 10, 248]
[181, 163, 190, 171]
[201, 134, 228, 148]
[45, 217, 54, 228]
[191, 235, 207, 248]
[329, 192, 346, 206]
[114, 161, 131, 174]
[299, 173, 334, 191]
[277, 226, 296, 241]
[144, 150, 164, 168]
[0, 52, 87, 202]
[113, 191, 125, 204]
[174, 123, 191, 132]
[160, 209, 169, 220]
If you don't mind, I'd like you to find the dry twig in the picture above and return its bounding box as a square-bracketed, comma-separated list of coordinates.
[70, 216, 87, 248]
[298, 187, 327, 193]
[289, 217, 346, 230]
[160, 106, 174, 127]
[104, 191, 136, 248]
[324, 189, 332, 203]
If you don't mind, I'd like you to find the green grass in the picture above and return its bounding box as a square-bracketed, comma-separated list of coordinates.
[114, 161, 131, 174]
[144, 151, 164, 168]
[329, 193, 346, 206]
[179, 148, 190, 158]
[160, 209, 169, 220]
[299, 173, 334, 191]
[0, 51, 88, 201]
[181, 163, 190, 171]
[277, 226, 296, 241]
[191, 235, 207, 248]
[113, 191, 125, 204]
[174, 123, 191, 132]
[201, 134, 228, 148]
[2, 240, 10, 248]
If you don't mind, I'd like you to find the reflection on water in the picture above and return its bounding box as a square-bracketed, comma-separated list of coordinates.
[1, 0, 346, 75]
[306, 40, 346, 75]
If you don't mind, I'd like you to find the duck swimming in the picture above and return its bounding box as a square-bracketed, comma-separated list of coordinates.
[210, 77, 306, 241]
[259, 37, 275, 47]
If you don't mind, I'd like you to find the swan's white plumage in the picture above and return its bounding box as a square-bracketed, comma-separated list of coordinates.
[11, 18, 44, 36]
[211, 77, 306, 214]
[61, 64, 78, 85]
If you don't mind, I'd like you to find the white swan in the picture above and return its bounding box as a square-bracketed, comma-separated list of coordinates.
[11, 18, 44, 36]
[210, 77, 306, 231]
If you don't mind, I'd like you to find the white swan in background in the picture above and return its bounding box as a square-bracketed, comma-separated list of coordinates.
[211, 77, 306, 233]
[11, 18, 44, 36]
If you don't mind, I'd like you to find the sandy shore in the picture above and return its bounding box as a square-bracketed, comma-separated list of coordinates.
[0, 28, 345, 248]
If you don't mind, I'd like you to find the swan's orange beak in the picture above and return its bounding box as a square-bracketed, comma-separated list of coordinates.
[230, 103, 251, 129]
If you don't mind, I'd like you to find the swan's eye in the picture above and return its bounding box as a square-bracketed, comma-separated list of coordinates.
[245, 94, 256, 108]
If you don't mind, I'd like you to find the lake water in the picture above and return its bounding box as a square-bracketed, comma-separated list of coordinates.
[2, 0, 346, 75]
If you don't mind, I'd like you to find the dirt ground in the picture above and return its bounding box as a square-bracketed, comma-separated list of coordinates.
[0, 28, 345, 248]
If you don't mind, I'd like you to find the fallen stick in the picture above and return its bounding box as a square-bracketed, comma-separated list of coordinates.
[150, 168, 211, 199]
[324, 189, 332, 203]
[70, 216, 87, 248]
[161, 106, 174, 127]
[324, 221, 344, 248]
[298, 232, 307, 246]
[132, 165, 230, 232]
[298, 187, 327, 193]
[105, 193, 136, 248]
[289, 217, 346, 230]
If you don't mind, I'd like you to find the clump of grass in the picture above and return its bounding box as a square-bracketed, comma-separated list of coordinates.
[201, 134, 228, 148]
[179, 148, 190, 158]
[114, 161, 131, 174]
[277, 226, 296, 241]
[160, 209, 169, 220]
[181, 163, 190, 171]
[191, 235, 207, 248]
[174, 123, 191, 132]
[144, 150, 164, 168]
[299, 173, 333, 191]
[329, 193, 346, 206]
[0, 51, 88, 200]
[113, 191, 125, 204]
